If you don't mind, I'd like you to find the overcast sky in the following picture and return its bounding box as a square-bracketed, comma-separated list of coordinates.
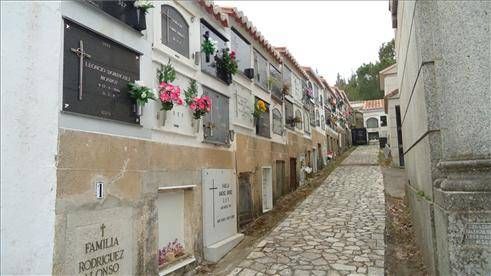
[215, 1, 394, 84]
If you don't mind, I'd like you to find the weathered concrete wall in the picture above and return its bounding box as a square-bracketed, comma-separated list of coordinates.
[395, 1, 490, 274]
[234, 131, 322, 218]
[235, 133, 273, 217]
[53, 130, 235, 274]
[0, 2, 62, 274]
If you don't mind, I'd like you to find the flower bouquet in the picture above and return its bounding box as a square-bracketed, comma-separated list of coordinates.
[252, 99, 267, 119]
[158, 239, 186, 268]
[134, 0, 154, 13]
[189, 96, 212, 120]
[201, 31, 217, 63]
[157, 60, 183, 111]
[128, 80, 156, 116]
[184, 80, 211, 132]
[215, 48, 238, 84]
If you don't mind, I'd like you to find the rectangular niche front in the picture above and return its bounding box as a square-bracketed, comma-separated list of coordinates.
[157, 190, 189, 270]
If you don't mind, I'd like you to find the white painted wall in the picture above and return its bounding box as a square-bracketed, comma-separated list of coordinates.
[1, 2, 62, 274]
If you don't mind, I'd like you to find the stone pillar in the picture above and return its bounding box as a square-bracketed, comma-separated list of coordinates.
[1, 2, 62, 274]
[395, 1, 490, 274]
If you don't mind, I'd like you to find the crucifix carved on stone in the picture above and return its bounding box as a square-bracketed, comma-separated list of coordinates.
[100, 223, 106, 238]
[71, 40, 91, 101]
[209, 179, 218, 227]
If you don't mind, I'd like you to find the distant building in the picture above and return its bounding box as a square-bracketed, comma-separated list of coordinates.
[361, 99, 387, 145]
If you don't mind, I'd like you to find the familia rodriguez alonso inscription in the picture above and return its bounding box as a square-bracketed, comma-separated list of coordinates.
[78, 224, 124, 275]
[63, 19, 141, 124]
[61, 208, 134, 275]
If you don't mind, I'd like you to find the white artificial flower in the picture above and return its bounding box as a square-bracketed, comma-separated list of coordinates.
[134, 0, 150, 8]
[141, 92, 147, 98]
[210, 39, 218, 47]
[135, 80, 145, 87]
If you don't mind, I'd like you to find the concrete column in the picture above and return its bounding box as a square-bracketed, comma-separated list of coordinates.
[397, 1, 490, 274]
[1, 2, 62, 274]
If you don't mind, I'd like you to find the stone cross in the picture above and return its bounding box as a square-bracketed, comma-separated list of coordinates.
[100, 223, 106, 238]
[71, 39, 91, 101]
[209, 180, 218, 227]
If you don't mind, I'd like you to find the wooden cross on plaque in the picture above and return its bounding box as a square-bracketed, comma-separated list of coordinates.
[71, 40, 91, 101]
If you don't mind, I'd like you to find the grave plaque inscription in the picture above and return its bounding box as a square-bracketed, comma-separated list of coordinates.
[63, 19, 140, 124]
[464, 223, 491, 246]
[202, 169, 237, 247]
[64, 208, 133, 275]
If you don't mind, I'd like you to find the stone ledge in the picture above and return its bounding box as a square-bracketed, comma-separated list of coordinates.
[204, 233, 244, 262]
[159, 256, 196, 276]
[434, 188, 491, 211]
[437, 158, 491, 171]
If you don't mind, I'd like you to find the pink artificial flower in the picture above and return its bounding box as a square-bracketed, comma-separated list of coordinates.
[190, 102, 197, 111]
[177, 98, 183, 105]
[198, 101, 205, 110]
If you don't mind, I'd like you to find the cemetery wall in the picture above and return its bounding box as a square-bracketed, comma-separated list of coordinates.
[394, 0, 491, 274]
[2, 1, 353, 273]
[235, 133, 273, 216]
[53, 129, 235, 274]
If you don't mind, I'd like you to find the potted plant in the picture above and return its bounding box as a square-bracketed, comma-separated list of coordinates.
[127, 80, 156, 117]
[215, 48, 238, 85]
[201, 31, 217, 63]
[157, 60, 183, 124]
[133, 0, 154, 31]
[184, 80, 212, 133]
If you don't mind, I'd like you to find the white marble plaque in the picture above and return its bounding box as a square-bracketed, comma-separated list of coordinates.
[63, 207, 133, 275]
[202, 169, 237, 247]
[234, 85, 254, 127]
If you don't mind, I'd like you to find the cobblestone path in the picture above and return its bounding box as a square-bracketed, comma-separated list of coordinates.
[230, 146, 385, 276]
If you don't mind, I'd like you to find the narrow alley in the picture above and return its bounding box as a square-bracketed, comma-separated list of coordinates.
[231, 146, 385, 276]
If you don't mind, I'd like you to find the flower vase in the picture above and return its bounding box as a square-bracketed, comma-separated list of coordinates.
[226, 72, 232, 85]
[134, 104, 143, 117]
[254, 117, 260, 132]
[205, 53, 210, 63]
[192, 118, 201, 133]
[134, 9, 147, 31]
[161, 110, 167, 126]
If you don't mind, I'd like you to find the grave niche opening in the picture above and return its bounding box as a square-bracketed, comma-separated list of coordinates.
[157, 190, 192, 270]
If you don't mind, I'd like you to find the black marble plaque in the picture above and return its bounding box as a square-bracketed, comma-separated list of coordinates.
[63, 19, 140, 124]
[87, 0, 145, 31]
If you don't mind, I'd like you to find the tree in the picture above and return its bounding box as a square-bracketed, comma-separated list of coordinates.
[378, 39, 396, 67]
[335, 73, 346, 88]
[337, 39, 395, 101]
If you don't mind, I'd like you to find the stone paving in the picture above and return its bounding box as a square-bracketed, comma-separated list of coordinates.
[230, 146, 385, 276]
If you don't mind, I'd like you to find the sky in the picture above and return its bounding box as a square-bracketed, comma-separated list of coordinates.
[215, 1, 394, 84]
